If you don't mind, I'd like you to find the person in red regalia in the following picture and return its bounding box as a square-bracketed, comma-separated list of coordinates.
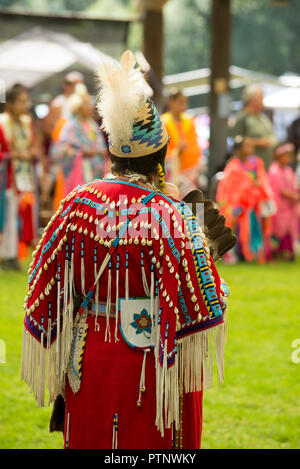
[0, 84, 38, 269]
[21, 51, 233, 449]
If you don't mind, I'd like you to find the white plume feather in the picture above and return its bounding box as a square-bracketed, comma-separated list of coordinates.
[96, 50, 146, 146]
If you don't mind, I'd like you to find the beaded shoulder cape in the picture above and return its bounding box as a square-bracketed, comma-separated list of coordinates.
[21, 178, 228, 434]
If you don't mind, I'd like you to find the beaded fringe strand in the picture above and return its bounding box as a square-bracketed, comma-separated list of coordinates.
[154, 316, 227, 436]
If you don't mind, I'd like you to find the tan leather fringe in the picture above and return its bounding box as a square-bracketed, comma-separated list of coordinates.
[154, 316, 227, 436]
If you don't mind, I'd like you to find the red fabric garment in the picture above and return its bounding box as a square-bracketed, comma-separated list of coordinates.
[18, 192, 36, 244]
[64, 316, 173, 449]
[182, 391, 203, 449]
[64, 316, 203, 449]
[0, 123, 12, 189]
[22, 179, 227, 449]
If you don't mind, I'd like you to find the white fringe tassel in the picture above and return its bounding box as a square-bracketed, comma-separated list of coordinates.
[137, 349, 150, 406]
[94, 263, 100, 332]
[125, 252, 130, 334]
[21, 327, 61, 407]
[114, 267, 120, 342]
[21, 257, 76, 406]
[105, 265, 112, 343]
[155, 318, 227, 436]
[150, 270, 155, 342]
[112, 413, 118, 450]
[81, 256, 86, 297]
[141, 263, 150, 297]
[56, 276, 61, 375]
[65, 412, 70, 449]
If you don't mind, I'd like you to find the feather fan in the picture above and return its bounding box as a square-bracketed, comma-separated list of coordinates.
[182, 189, 237, 261]
[96, 50, 146, 146]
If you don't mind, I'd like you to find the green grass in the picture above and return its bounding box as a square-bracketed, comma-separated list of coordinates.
[0, 259, 300, 448]
[202, 259, 300, 449]
[0, 265, 63, 449]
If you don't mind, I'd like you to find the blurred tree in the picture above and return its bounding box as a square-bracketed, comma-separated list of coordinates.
[1, 0, 299, 76]
[164, 0, 210, 74]
[87, 0, 136, 16]
[232, 0, 300, 75]
[0, 0, 20, 6]
[0, 0, 95, 12]
[64, 0, 97, 10]
[165, 0, 300, 75]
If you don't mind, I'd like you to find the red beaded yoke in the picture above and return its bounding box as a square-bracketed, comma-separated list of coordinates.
[21, 179, 228, 448]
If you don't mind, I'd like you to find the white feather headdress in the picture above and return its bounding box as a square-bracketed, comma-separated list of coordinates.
[96, 50, 146, 147]
[96, 49, 169, 158]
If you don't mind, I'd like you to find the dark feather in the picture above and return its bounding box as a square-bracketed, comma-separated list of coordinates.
[183, 189, 237, 261]
[49, 394, 65, 434]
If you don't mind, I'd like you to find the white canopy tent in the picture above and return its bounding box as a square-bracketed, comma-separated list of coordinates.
[263, 84, 300, 139]
[263, 87, 300, 110]
[163, 66, 300, 111]
[163, 65, 286, 98]
[163, 66, 300, 140]
[0, 26, 118, 91]
[0, 27, 153, 105]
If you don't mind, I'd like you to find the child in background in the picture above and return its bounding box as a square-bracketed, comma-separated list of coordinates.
[268, 142, 300, 260]
[216, 136, 274, 263]
[296, 153, 300, 187]
[296, 153, 300, 250]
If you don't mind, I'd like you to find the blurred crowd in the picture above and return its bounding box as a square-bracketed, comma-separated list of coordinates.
[0, 74, 299, 270]
[0, 72, 109, 270]
[216, 85, 300, 264]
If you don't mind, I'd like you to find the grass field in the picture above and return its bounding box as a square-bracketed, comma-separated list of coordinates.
[0, 258, 299, 449]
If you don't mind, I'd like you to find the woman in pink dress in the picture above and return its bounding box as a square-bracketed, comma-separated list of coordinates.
[216, 136, 274, 263]
[268, 142, 300, 260]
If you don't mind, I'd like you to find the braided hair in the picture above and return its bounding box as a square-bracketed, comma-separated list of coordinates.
[156, 162, 166, 193]
[110, 143, 168, 192]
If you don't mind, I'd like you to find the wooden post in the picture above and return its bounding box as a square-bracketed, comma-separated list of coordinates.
[142, 1, 168, 110]
[208, 0, 232, 186]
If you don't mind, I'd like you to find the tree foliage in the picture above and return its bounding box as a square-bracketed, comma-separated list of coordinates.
[165, 0, 300, 76]
[164, 0, 210, 75]
[0, 0, 96, 12]
[1, 0, 299, 76]
[232, 0, 300, 76]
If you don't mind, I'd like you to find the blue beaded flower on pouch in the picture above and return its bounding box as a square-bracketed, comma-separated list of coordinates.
[131, 309, 152, 339]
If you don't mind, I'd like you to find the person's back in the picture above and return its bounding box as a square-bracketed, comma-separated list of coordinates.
[21, 51, 229, 449]
[22, 176, 228, 448]
[268, 143, 300, 259]
[162, 111, 201, 171]
[230, 110, 275, 169]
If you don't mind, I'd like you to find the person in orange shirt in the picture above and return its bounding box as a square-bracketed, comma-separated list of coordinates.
[161, 89, 202, 196]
